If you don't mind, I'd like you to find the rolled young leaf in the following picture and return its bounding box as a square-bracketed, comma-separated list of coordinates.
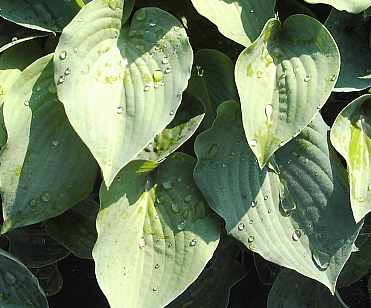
[194, 101, 361, 293]
[0, 249, 49, 307]
[0, 54, 98, 232]
[190, 0, 276, 47]
[330, 94, 371, 222]
[93, 153, 220, 308]
[235, 15, 340, 168]
[53, 0, 193, 187]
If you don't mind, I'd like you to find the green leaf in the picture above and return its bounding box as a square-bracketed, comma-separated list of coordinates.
[0, 54, 98, 232]
[31, 263, 63, 297]
[0, 249, 48, 308]
[194, 101, 361, 293]
[167, 238, 246, 308]
[0, 0, 81, 32]
[267, 269, 343, 307]
[93, 153, 220, 308]
[190, 0, 276, 47]
[235, 15, 340, 168]
[330, 95, 371, 222]
[304, 0, 371, 13]
[325, 10, 371, 92]
[187, 49, 239, 128]
[45, 197, 99, 259]
[53, 0, 193, 187]
[136, 93, 205, 162]
[6, 224, 70, 268]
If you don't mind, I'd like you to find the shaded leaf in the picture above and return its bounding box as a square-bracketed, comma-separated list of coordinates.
[93, 153, 220, 308]
[0, 249, 48, 307]
[190, 0, 276, 47]
[235, 15, 340, 168]
[267, 269, 343, 307]
[54, 0, 193, 186]
[31, 263, 63, 297]
[0, 54, 98, 232]
[6, 224, 70, 268]
[45, 197, 99, 259]
[325, 10, 371, 92]
[194, 101, 361, 293]
[330, 94, 371, 222]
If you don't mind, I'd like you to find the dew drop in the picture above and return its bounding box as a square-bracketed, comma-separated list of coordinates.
[184, 195, 192, 203]
[330, 74, 336, 81]
[57, 75, 65, 85]
[4, 272, 16, 285]
[249, 219, 253, 224]
[267, 208, 272, 214]
[171, 203, 179, 213]
[116, 106, 123, 114]
[152, 287, 158, 292]
[189, 239, 197, 247]
[64, 67, 71, 76]
[292, 229, 302, 241]
[162, 181, 173, 190]
[250, 9, 254, 13]
[264, 195, 268, 201]
[52, 140, 59, 147]
[169, 110, 175, 116]
[251, 200, 257, 208]
[162, 57, 169, 64]
[312, 248, 330, 271]
[177, 221, 186, 231]
[196, 65, 204, 77]
[154, 264, 160, 269]
[11, 37, 18, 42]
[304, 75, 311, 82]
[144, 84, 151, 92]
[237, 222, 245, 231]
[153, 70, 163, 82]
[59, 50, 67, 60]
[164, 67, 172, 74]
[149, 22, 156, 27]
[248, 235, 254, 243]
[24, 100, 29, 107]
[41, 192, 50, 202]
[265, 104, 273, 121]
[250, 139, 257, 147]
[256, 71, 263, 78]
[139, 237, 146, 249]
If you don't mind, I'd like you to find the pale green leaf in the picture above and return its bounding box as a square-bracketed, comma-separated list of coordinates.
[325, 10, 371, 92]
[267, 269, 343, 307]
[0, 249, 48, 308]
[330, 94, 371, 222]
[194, 101, 361, 293]
[190, 0, 276, 47]
[304, 0, 371, 13]
[93, 153, 220, 308]
[235, 15, 340, 168]
[7, 225, 70, 268]
[0, 54, 98, 232]
[54, 0, 193, 187]
[136, 93, 204, 162]
[187, 49, 239, 128]
[45, 197, 99, 259]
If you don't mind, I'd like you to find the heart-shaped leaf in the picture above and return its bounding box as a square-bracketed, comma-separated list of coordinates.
[304, 0, 371, 13]
[6, 224, 70, 268]
[0, 249, 48, 308]
[45, 197, 99, 259]
[194, 101, 361, 292]
[190, 0, 276, 47]
[0, 0, 81, 32]
[54, 0, 193, 187]
[0, 54, 98, 232]
[325, 10, 371, 92]
[187, 49, 239, 128]
[235, 15, 340, 168]
[267, 269, 343, 307]
[136, 92, 204, 162]
[330, 94, 371, 222]
[93, 153, 220, 308]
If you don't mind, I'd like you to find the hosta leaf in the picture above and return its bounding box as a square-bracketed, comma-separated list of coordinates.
[45, 197, 99, 259]
[136, 93, 204, 162]
[54, 0, 193, 187]
[194, 101, 361, 293]
[190, 0, 276, 47]
[0, 0, 80, 32]
[267, 269, 343, 307]
[93, 153, 220, 308]
[187, 49, 239, 128]
[0, 249, 48, 308]
[31, 263, 63, 297]
[167, 238, 246, 308]
[338, 217, 371, 287]
[235, 15, 340, 168]
[330, 95, 371, 222]
[0, 54, 98, 232]
[325, 10, 371, 92]
[303, 0, 371, 13]
[6, 225, 70, 268]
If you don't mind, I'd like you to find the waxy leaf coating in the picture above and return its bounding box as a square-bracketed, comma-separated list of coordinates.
[235, 15, 340, 168]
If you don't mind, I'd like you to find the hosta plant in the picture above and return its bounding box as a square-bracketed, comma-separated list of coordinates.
[0, 0, 370, 307]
